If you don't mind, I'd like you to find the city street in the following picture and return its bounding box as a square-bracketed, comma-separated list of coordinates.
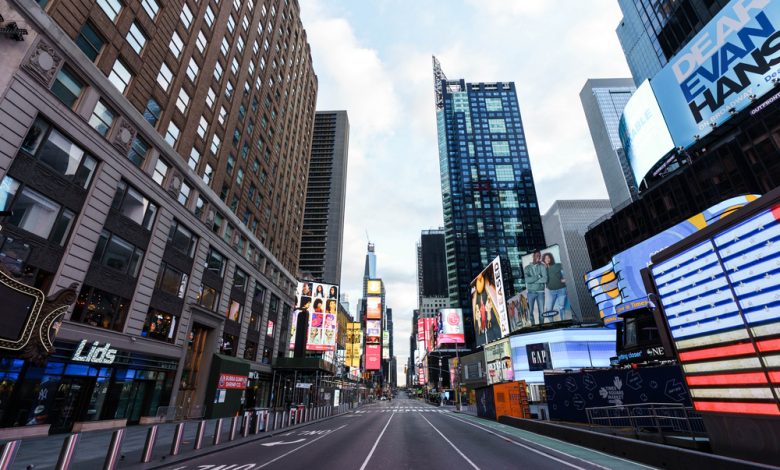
[170, 394, 654, 470]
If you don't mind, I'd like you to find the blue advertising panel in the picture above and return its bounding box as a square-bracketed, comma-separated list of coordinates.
[619, 80, 675, 184]
[545, 365, 691, 423]
[651, 0, 780, 148]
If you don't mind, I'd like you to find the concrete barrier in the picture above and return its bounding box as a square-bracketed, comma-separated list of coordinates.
[498, 417, 773, 470]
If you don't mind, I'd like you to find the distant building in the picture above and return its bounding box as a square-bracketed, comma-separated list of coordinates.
[417, 229, 448, 305]
[541, 200, 612, 323]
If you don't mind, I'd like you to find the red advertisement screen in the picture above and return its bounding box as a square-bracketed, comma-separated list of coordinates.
[365, 344, 381, 370]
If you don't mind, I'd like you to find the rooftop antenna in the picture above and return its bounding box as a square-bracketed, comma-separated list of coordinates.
[365, 229, 371, 244]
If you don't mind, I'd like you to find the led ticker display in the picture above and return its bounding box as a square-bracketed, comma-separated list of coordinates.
[436, 308, 465, 346]
[471, 256, 510, 347]
[585, 195, 757, 326]
[650, 202, 780, 416]
[366, 296, 382, 319]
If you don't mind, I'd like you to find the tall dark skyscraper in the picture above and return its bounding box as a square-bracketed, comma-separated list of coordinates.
[433, 57, 545, 347]
[417, 229, 448, 303]
[298, 111, 349, 285]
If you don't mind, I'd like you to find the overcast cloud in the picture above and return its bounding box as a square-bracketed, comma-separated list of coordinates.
[300, 0, 631, 385]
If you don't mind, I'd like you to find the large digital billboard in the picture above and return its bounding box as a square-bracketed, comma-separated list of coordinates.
[366, 279, 382, 295]
[484, 338, 514, 385]
[366, 296, 382, 319]
[436, 308, 465, 346]
[423, 316, 436, 352]
[619, 80, 675, 185]
[650, 200, 780, 416]
[509, 245, 575, 331]
[471, 256, 509, 347]
[651, 0, 780, 150]
[346, 322, 361, 368]
[365, 344, 381, 371]
[292, 281, 339, 351]
[365, 320, 381, 344]
[585, 195, 757, 326]
[382, 330, 390, 360]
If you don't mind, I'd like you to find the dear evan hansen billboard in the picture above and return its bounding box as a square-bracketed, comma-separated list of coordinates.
[652, 0, 780, 148]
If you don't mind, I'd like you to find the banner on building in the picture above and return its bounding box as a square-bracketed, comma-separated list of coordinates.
[484, 338, 513, 385]
[365, 344, 381, 371]
[471, 256, 509, 347]
[436, 308, 465, 346]
[292, 281, 339, 351]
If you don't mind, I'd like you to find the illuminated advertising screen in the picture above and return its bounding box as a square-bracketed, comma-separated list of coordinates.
[650, 200, 780, 417]
[382, 330, 390, 359]
[293, 281, 339, 351]
[346, 323, 361, 368]
[365, 344, 381, 371]
[423, 317, 436, 352]
[436, 308, 465, 346]
[618, 80, 674, 184]
[585, 195, 757, 326]
[365, 320, 381, 344]
[470, 256, 509, 347]
[366, 279, 382, 295]
[512, 245, 575, 331]
[417, 317, 425, 353]
[366, 296, 382, 319]
[484, 338, 514, 385]
[650, 0, 780, 150]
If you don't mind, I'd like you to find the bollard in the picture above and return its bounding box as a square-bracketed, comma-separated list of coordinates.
[229, 416, 239, 441]
[103, 428, 125, 470]
[271, 412, 278, 431]
[288, 409, 294, 427]
[141, 425, 158, 463]
[213, 418, 224, 445]
[55, 433, 80, 470]
[170, 422, 186, 457]
[253, 411, 262, 434]
[194, 420, 207, 450]
[0, 440, 20, 470]
[243, 412, 251, 437]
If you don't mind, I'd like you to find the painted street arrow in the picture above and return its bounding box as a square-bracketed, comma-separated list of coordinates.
[261, 438, 306, 447]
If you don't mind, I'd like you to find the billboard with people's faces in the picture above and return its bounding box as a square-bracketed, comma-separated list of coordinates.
[470, 256, 509, 347]
[291, 281, 339, 351]
[508, 245, 574, 332]
[484, 338, 514, 385]
[436, 308, 465, 346]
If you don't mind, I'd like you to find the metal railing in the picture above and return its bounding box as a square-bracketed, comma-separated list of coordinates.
[586, 403, 706, 443]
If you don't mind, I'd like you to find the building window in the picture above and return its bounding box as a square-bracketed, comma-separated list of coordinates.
[220, 37, 230, 56]
[488, 118, 506, 133]
[226, 154, 235, 175]
[203, 163, 214, 185]
[142, 309, 177, 342]
[0, 176, 75, 245]
[225, 299, 242, 322]
[197, 284, 219, 310]
[211, 135, 220, 154]
[186, 58, 199, 82]
[243, 340, 257, 361]
[485, 98, 503, 111]
[51, 66, 84, 109]
[213, 62, 223, 81]
[212, 212, 223, 234]
[205, 5, 215, 27]
[231, 57, 239, 75]
[177, 181, 191, 206]
[206, 247, 226, 277]
[194, 196, 206, 219]
[188, 147, 200, 170]
[157, 63, 173, 90]
[218, 106, 227, 125]
[176, 88, 190, 114]
[492, 141, 510, 156]
[233, 267, 247, 290]
[166, 122, 180, 146]
[220, 332, 237, 356]
[71, 286, 129, 332]
[206, 88, 216, 108]
[20, 118, 97, 189]
[170, 32, 184, 58]
[168, 220, 197, 257]
[197, 116, 208, 139]
[88, 100, 115, 137]
[143, 98, 162, 126]
[180, 4, 193, 29]
[235, 168, 244, 187]
[156, 262, 188, 298]
[141, 0, 159, 19]
[108, 59, 132, 93]
[227, 15, 236, 33]
[111, 180, 157, 229]
[196, 30, 207, 54]
[495, 165, 514, 181]
[92, 230, 145, 277]
[75, 22, 105, 61]
[128, 137, 149, 168]
[97, 0, 122, 22]
[126, 22, 147, 54]
[152, 158, 169, 186]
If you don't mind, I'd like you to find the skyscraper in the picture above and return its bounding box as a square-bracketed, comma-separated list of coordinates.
[298, 111, 349, 285]
[433, 57, 545, 347]
[416, 228, 448, 306]
[580, 78, 637, 209]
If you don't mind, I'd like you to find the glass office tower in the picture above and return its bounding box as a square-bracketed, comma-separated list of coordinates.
[432, 57, 545, 347]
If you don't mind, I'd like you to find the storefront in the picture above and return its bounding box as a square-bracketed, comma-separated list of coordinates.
[0, 340, 177, 433]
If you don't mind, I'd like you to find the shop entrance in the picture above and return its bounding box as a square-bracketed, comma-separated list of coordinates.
[176, 323, 211, 418]
[49, 377, 95, 433]
[124, 380, 154, 424]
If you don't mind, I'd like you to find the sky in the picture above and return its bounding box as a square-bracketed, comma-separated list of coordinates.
[299, 0, 632, 386]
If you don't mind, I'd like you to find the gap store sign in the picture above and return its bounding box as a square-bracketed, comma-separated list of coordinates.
[653, 0, 780, 148]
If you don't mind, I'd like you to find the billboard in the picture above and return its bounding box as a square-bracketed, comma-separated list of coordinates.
[510, 245, 575, 331]
[366, 296, 382, 319]
[526, 342, 552, 371]
[293, 281, 339, 351]
[365, 344, 381, 371]
[436, 308, 465, 346]
[365, 320, 381, 344]
[366, 279, 382, 295]
[382, 330, 390, 360]
[585, 195, 757, 326]
[619, 80, 675, 184]
[545, 365, 690, 423]
[471, 256, 509, 347]
[345, 322, 361, 368]
[651, 0, 780, 150]
[484, 338, 513, 385]
[422, 316, 436, 352]
[650, 200, 780, 416]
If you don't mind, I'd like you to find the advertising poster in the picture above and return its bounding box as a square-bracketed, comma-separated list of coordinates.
[514, 245, 574, 330]
[366, 320, 381, 344]
[650, 0, 780, 149]
[382, 330, 390, 359]
[471, 256, 510, 347]
[365, 344, 381, 370]
[475, 386, 496, 420]
[345, 322, 361, 368]
[366, 296, 382, 319]
[526, 342, 552, 371]
[545, 365, 690, 423]
[423, 317, 437, 352]
[293, 281, 339, 351]
[436, 308, 465, 346]
[366, 279, 382, 295]
[484, 338, 514, 385]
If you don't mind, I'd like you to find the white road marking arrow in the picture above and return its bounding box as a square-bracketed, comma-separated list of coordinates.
[261, 438, 306, 447]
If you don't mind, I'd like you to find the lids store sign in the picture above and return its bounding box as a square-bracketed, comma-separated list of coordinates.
[72, 340, 117, 364]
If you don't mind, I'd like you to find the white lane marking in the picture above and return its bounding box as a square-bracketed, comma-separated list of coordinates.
[255, 424, 347, 469]
[358, 412, 395, 470]
[445, 414, 593, 470]
[418, 413, 480, 470]
[261, 438, 306, 447]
